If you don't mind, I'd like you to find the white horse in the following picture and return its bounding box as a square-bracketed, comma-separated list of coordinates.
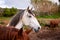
[7, 7, 41, 32]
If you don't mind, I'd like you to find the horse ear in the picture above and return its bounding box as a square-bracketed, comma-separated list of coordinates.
[25, 29, 32, 34]
[18, 28, 23, 36]
[27, 6, 29, 10]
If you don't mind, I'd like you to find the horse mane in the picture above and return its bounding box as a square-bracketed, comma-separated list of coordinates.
[8, 10, 25, 27]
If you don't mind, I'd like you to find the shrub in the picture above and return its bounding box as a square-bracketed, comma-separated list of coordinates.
[3, 7, 17, 17]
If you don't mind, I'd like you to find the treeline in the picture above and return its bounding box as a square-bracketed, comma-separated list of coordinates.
[31, 0, 60, 18]
[0, 7, 17, 17]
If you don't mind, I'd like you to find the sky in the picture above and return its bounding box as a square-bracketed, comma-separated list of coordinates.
[0, 0, 59, 9]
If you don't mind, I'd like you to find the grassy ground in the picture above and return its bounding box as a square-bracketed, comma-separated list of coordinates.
[0, 17, 12, 25]
[37, 14, 60, 19]
[36, 12, 60, 18]
[0, 17, 11, 21]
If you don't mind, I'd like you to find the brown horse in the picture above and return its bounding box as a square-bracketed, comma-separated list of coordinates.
[0, 25, 32, 40]
[45, 19, 60, 28]
[50, 19, 60, 28]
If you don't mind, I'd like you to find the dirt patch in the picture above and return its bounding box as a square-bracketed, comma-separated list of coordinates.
[29, 28, 60, 40]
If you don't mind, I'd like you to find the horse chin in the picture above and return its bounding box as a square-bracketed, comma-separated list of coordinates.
[28, 26, 40, 32]
[34, 29, 39, 33]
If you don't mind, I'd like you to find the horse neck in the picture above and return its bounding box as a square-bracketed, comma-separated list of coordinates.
[15, 20, 23, 29]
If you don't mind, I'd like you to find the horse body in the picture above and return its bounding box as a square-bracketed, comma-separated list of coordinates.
[0, 25, 29, 40]
[45, 19, 60, 28]
[50, 19, 60, 28]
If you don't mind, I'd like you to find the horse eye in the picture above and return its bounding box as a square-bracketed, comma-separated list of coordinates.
[28, 16, 31, 18]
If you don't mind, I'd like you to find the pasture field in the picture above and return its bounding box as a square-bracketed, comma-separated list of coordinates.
[0, 16, 60, 26]
[0, 17, 11, 25]
[37, 13, 60, 19]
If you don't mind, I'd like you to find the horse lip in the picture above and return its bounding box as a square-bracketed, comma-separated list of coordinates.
[34, 29, 39, 33]
[29, 26, 40, 32]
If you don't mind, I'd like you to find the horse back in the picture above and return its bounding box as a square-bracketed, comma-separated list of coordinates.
[0, 25, 18, 40]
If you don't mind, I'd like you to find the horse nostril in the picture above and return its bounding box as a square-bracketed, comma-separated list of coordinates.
[38, 27, 40, 29]
[34, 29, 38, 32]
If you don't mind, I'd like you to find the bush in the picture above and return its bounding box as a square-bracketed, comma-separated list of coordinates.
[3, 8, 11, 17]
[3, 7, 17, 17]
[10, 7, 17, 15]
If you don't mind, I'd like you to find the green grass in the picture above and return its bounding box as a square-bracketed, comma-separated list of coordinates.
[0, 17, 11, 24]
[37, 13, 60, 19]
[0, 17, 11, 21]
[0, 17, 11, 25]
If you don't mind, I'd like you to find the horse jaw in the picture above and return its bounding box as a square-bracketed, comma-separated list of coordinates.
[15, 20, 23, 29]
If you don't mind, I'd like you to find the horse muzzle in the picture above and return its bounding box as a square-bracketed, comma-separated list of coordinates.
[34, 27, 40, 32]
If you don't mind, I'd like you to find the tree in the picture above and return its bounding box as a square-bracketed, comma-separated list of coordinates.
[3, 8, 11, 17]
[31, 0, 58, 13]
[3, 7, 17, 17]
[10, 7, 17, 15]
[0, 7, 4, 16]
